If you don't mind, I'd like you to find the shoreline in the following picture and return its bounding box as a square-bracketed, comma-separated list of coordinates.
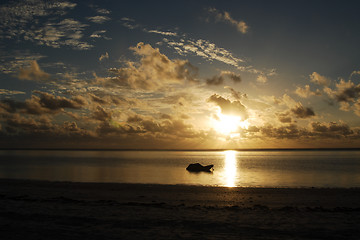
[2, 178, 360, 239]
[2, 177, 360, 189]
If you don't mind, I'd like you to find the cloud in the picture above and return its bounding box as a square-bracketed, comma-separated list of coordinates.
[163, 37, 275, 81]
[354, 99, 360, 117]
[121, 17, 135, 22]
[310, 72, 330, 86]
[4, 114, 54, 134]
[311, 121, 353, 137]
[87, 15, 110, 24]
[0, 91, 86, 115]
[96, 8, 111, 15]
[256, 74, 268, 83]
[92, 106, 112, 121]
[1, 112, 95, 140]
[90, 30, 110, 40]
[334, 79, 360, 102]
[206, 71, 241, 85]
[0, 89, 25, 95]
[277, 113, 292, 123]
[207, 94, 248, 120]
[225, 87, 271, 110]
[18, 60, 50, 81]
[295, 85, 321, 98]
[125, 114, 202, 139]
[208, 8, 249, 34]
[258, 124, 304, 139]
[0, 51, 46, 74]
[0, 1, 94, 50]
[206, 75, 224, 85]
[147, 30, 177, 36]
[350, 70, 360, 79]
[319, 75, 360, 116]
[243, 120, 358, 140]
[225, 87, 242, 100]
[223, 71, 242, 83]
[99, 52, 109, 62]
[273, 94, 297, 107]
[290, 103, 315, 118]
[164, 38, 244, 67]
[121, 17, 139, 29]
[124, 17, 273, 81]
[107, 42, 198, 90]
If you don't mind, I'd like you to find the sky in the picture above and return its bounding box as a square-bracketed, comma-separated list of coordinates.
[1, 0, 360, 149]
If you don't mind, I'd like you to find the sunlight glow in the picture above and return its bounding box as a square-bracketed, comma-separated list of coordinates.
[212, 112, 249, 136]
[213, 113, 241, 135]
[224, 150, 237, 187]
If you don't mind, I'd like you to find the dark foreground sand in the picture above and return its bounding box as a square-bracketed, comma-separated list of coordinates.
[1, 179, 360, 239]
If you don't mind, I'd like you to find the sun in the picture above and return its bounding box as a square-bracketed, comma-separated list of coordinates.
[212, 112, 249, 136]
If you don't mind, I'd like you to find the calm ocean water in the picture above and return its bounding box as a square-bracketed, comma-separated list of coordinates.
[0, 150, 360, 188]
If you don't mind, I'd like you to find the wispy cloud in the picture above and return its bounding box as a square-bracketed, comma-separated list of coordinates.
[0, 0, 96, 50]
[99, 52, 109, 62]
[0, 50, 46, 74]
[207, 8, 249, 34]
[0, 89, 25, 95]
[87, 15, 110, 24]
[119, 17, 274, 82]
[18, 60, 50, 82]
[90, 30, 110, 40]
[164, 38, 244, 66]
[146, 29, 177, 36]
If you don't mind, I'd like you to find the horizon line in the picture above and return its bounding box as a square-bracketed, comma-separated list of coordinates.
[1, 147, 360, 151]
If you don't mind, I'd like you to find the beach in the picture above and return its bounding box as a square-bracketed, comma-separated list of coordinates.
[1, 179, 360, 239]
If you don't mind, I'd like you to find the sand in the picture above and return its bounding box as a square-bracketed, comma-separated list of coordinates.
[1, 179, 360, 239]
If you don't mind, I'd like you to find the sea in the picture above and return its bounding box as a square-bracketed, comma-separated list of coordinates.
[0, 149, 360, 188]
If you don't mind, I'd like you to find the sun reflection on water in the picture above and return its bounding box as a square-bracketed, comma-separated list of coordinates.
[224, 150, 237, 187]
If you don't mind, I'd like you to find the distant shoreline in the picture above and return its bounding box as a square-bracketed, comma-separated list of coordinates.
[1, 147, 360, 151]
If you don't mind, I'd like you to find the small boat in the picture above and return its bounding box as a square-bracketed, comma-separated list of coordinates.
[186, 163, 214, 172]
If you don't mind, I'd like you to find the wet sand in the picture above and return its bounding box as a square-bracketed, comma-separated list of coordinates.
[1, 179, 360, 239]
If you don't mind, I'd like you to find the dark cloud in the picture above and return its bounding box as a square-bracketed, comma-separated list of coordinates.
[1, 112, 94, 140]
[208, 94, 248, 120]
[206, 75, 224, 85]
[92, 106, 112, 121]
[0, 91, 86, 115]
[225, 87, 271, 110]
[5, 114, 53, 134]
[278, 115, 292, 123]
[311, 121, 353, 137]
[226, 72, 242, 83]
[240, 120, 358, 141]
[335, 83, 360, 102]
[96, 121, 144, 136]
[206, 71, 241, 85]
[225, 87, 242, 100]
[290, 104, 315, 118]
[260, 124, 302, 139]
[33, 91, 86, 111]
